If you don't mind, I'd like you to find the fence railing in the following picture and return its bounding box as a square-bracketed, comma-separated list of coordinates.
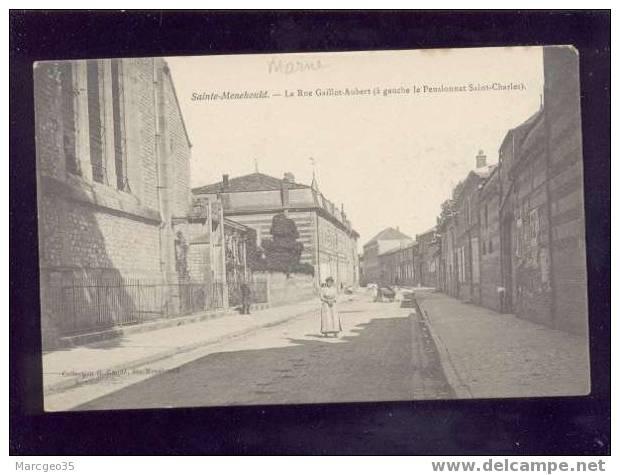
[55, 280, 227, 335]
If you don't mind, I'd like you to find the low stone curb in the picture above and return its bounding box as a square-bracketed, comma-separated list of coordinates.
[57, 303, 271, 348]
[414, 298, 474, 399]
[44, 302, 315, 396]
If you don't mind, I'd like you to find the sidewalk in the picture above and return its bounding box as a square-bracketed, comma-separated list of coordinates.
[43, 298, 320, 396]
[415, 291, 590, 399]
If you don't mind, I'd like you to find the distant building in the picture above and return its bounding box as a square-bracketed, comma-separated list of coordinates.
[437, 206, 457, 297]
[362, 227, 413, 285]
[416, 227, 440, 288]
[455, 153, 496, 303]
[377, 242, 417, 287]
[193, 172, 359, 288]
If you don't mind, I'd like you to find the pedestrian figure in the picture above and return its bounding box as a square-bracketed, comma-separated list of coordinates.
[370, 284, 378, 300]
[240, 281, 252, 315]
[497, 286, 506, 313]
[320, 277, 341, 337]
[374, 286, 383, 302]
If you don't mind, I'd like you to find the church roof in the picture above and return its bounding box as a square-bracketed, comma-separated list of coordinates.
[192, 172, 310, 194]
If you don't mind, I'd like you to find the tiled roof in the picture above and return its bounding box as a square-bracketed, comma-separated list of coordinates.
[365, 227, 412, 247]
[192, 172, 310, 194]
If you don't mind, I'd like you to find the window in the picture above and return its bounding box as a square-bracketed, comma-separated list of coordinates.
[530, 208, 540, 245]
[111, 59, 128, 191]
[86, 60, 105, 183]
[458, 247, 466, 283]
[484, 204, 488, 229]
[482, 242, 486, 255]
[471, 238, 480, 284]
[514, 209, 522, 257]
[60, 62, 80, 175]
[489, 239, 493, 253]
[463, 200, 470, 225]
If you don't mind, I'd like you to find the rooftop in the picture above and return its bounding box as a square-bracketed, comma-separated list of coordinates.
[364, 227, 412, 247]
[192, 172, 309, 194]
[378, 241, 417, 257]
[193, 171, 358, 238]
[499, 109, 544, 153]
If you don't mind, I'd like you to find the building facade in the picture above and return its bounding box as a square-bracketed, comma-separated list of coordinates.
[437, 207, 457, 297]
[193, 172, 359, 289]
[416, 228, 440, 288]
[35, 58, 248, 346]
[433, 46, 588, 335]
[377, 243, 418, 287]
[498, 110, 552, 324]
[496, 46, 588, 334]
[361, 227, 413, 285]
[478, 166, 502, 311]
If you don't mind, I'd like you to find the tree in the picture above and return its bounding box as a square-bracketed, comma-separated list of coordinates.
[437, 198, 457, 228]
[261, 212, 305, 276]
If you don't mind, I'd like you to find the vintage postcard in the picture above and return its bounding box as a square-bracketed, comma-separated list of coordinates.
[35, 46, 590, 411]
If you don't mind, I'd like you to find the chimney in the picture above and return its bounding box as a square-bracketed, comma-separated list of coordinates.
[476, 150, 487, 169]
[222, 174, 229, 189]
[283, 172, 295, 183]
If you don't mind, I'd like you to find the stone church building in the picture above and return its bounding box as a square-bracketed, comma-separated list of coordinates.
[35, 58, 250, 347]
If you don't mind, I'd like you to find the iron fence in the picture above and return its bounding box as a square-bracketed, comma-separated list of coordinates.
[56, 279, 226, 335]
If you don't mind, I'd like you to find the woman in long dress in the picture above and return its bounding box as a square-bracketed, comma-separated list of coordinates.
[320, 277, 342, 337]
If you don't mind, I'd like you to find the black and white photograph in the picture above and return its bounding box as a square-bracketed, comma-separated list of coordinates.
[10, 9, 610, 458]
[34, 45, 591, 411]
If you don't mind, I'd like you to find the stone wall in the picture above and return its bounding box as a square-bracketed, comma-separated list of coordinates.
[255, 272, 317, 307]
[511, 117, 553, 326]
[35, 58, 193, 346]
[544, 46, 589, 335]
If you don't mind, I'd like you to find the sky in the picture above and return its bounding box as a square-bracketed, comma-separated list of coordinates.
[166, 47, 544, 247]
